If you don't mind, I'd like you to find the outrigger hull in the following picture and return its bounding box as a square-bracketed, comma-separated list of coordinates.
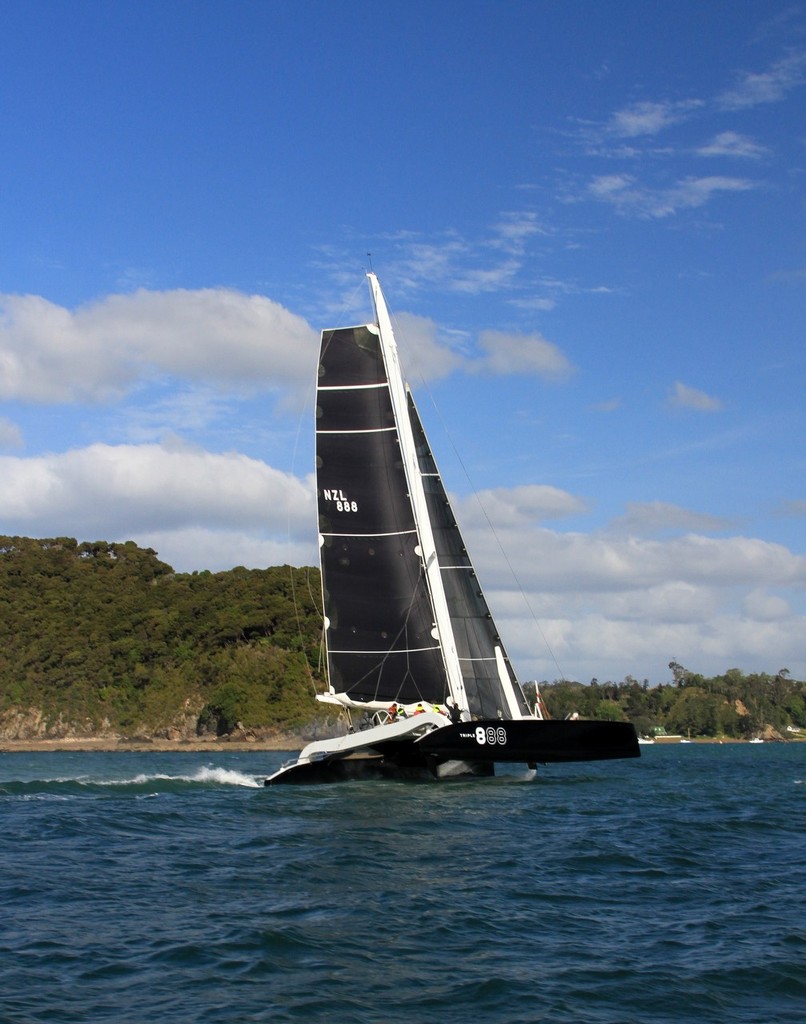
[264, 716, 639, 784]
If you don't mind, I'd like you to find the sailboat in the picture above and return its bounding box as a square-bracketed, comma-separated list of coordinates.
[265, 275, 639, 783]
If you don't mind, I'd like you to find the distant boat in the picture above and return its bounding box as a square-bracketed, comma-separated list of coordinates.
[638, 737, 655, 745]
[265, 275, 639, 783]
[749, 737, 764, 744]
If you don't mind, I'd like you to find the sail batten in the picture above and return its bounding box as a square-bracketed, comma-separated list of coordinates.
[318, 427, 397, 435]
[329, 645, 442, 655]
[322, 529, 418, 539]
[318, 382, 389, 391]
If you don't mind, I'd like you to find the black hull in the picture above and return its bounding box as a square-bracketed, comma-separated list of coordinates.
[417, 718, 640, 764]
[265, 718, 639, 784]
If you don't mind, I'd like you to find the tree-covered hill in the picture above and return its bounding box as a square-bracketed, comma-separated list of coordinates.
[0, 536, 327, 741]
[531, 662, 805, 740]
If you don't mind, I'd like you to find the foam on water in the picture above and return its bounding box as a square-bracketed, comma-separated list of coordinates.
[1, 757, 265, 794]
[160, 765, 262, 788]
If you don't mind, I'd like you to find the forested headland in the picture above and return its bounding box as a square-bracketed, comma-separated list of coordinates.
[0, 537, 326, 743]
[1, 536, 804, 744]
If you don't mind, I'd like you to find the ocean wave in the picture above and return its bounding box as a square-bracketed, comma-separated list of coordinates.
[1, 764, 264, 796]
[124, 766, 262, 788]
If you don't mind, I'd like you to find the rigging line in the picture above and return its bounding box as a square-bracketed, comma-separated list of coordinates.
[393, 560, 449, 706]
[364, 561, 442, 706]
[306, 566, 326, 698]
[286, 337, 319, 695]
[384, 297, 568, 685]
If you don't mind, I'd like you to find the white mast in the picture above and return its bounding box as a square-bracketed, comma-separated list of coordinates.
[367, 273, 470, 715]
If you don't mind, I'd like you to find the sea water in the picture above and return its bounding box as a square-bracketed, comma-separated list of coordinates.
[1, 744, 804, 1024]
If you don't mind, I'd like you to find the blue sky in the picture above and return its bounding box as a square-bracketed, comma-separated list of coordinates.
[1, 0, 804, 684]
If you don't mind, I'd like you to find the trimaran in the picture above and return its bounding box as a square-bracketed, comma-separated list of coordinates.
[265, 275, 639, 783]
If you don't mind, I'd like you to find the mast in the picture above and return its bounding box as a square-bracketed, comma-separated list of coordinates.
[367, 273, 470, 715]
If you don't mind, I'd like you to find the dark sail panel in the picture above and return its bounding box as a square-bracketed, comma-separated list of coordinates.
[319, 326, 387, 387]
[321, 531, 447, 704]
[317, 428, 412, 537]
[327, 650, 449, 705]
[407, 395, 530, 719]
[316, 378, 395, 434]
[317, 326, 450, 706]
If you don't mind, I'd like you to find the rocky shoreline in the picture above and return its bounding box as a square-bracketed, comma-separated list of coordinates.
[0, 707, 338, 753]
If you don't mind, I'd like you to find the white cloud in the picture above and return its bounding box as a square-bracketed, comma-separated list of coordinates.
[474, 329, 575, 378]
[0, 288, 318, 404]
[374, 221, 544, 297]
[668, 381, 724, 411]
[778, 499, 806, 518]
[609, 501, 732, 536]
[591, 397, 622, 413]
[391, 312, 464, 382]
[477, 528, 806, 594]
[509, 275, 603, 314]
[523, 612, 805, 684]
[588, 174, 755, 218]
[718, 52, 806, 109]
[454, 490, 806, 681]
[120, 389, 237, 445]
[0, 442, 316, 550]
[134, 527, 316, 575]
[742, 588, 791, 621]
[454, 487, 806, 596]
[455, 485, 587, 528]
[0, 416, 23, 450]
[491, 211, 548, 251]
[385, 239, 473, 293]
[697, 131, 768, 159]
[449, 262, 523, 294]
[606, 99, 703, 137]
[510, 295, 557, 313]
[768, 267, 806, 286]
[597, 581, 719, 624]
[588, 173, 634, 199]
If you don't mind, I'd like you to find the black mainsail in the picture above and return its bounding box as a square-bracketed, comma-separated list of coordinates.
[265, 274, 639, 784]
[316, 322, 450, 707]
